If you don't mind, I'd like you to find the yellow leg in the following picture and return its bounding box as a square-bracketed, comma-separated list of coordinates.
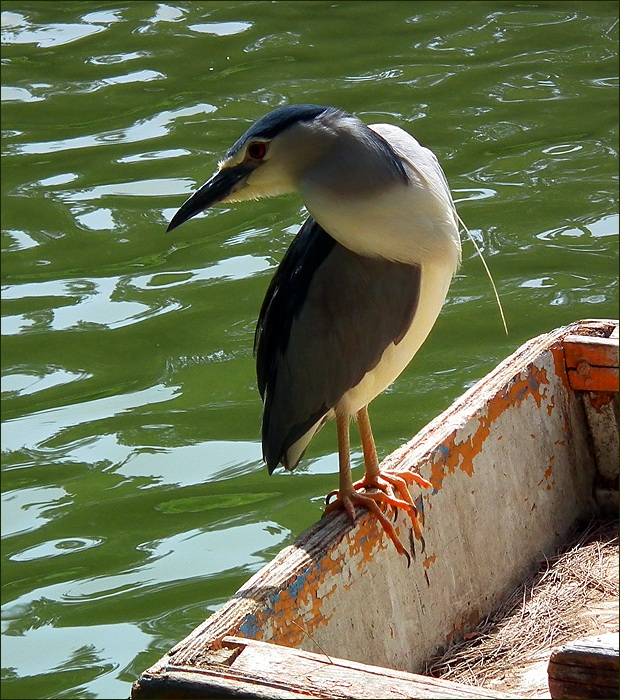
[357, 405, 380, 478]
[358, 405, 431, 491]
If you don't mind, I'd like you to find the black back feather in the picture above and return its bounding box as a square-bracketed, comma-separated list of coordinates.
[254, 219, 421, 472]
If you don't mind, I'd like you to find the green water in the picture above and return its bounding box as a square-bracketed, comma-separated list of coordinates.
[1, 1, 618, 697]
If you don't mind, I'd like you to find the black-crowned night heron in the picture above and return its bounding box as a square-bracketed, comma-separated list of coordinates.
[167, 104, 461, 560]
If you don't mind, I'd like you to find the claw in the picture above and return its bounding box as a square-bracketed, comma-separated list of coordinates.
[353, 469, 430, 542]
[325, 489, 411, 566]
[325, 489, 339, 505]
[323, 468, 431, 563]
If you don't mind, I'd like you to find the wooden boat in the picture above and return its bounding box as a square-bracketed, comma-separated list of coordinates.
[132, 318, 618, 699]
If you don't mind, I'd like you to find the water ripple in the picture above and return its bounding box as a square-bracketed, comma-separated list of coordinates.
[10, 537, 105, 562]
[4, 103, 216, 156]
[1, 4, 617, 699]
[2, 276, 182, 334]
[1, 10, 110, 48]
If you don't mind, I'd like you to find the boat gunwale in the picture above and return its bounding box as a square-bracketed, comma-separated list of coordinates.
[133, 318, 618, 699]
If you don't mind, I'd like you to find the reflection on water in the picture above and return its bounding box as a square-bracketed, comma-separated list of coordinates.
[1, 1, 618, 698]
[5, 103, 217, 157]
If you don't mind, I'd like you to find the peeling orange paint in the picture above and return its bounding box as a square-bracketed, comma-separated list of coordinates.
[538, 462, 554, 487]
[236, 550, 345, 647]
[348, 516, 389, 569]
[423, 555, 436, 569]
[430, 362, 553, 492]
[238, 510, 407, 648]
[588, 391, 615, 411]
[552, 344, 571, 391]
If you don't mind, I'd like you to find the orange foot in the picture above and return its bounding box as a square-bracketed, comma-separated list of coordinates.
[358, 470, 431, 542]
[324, 488, 413, 564]
[324, 470, 432, 564]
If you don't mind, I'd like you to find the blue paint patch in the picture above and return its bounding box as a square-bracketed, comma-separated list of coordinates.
[267, 590, 280, 607]
[238, 613, 260, 638]
[237, 567, 323, 637]
[435, 444, 450, 464]
[358, 532, 371, 548]
[288, 568, 312, 599]
[516, 383, 529, 401]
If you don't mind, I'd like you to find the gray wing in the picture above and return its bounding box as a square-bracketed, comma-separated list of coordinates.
[255, 217, 421, 472]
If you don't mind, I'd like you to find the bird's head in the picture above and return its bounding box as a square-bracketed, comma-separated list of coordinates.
[167, 104, 342, 232]
[166, 104, 410, 233]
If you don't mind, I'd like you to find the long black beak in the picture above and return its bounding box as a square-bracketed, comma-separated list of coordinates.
[166, 163, 254, 233]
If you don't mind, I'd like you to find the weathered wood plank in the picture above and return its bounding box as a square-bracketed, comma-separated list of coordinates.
[131, 668, 317, 698]
[225, 636, 521, 698]
[548, 633, 619, 699]
[564, 335, 620, 368]
[563, 328, 619, 516]
[564, 334, 619, 392]
[131, 636, 521, 699]
[567, 366, 619, 391]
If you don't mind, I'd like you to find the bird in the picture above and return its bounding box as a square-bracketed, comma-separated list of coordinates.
[167, 104, 461, 561]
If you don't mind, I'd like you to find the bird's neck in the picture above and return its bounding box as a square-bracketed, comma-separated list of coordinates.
[301, 181, 461, 271]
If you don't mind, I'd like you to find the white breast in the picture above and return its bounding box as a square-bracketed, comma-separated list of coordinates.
[301, 124, 461, 269]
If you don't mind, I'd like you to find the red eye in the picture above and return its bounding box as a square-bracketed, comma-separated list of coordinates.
[247, 142, 267, 160]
